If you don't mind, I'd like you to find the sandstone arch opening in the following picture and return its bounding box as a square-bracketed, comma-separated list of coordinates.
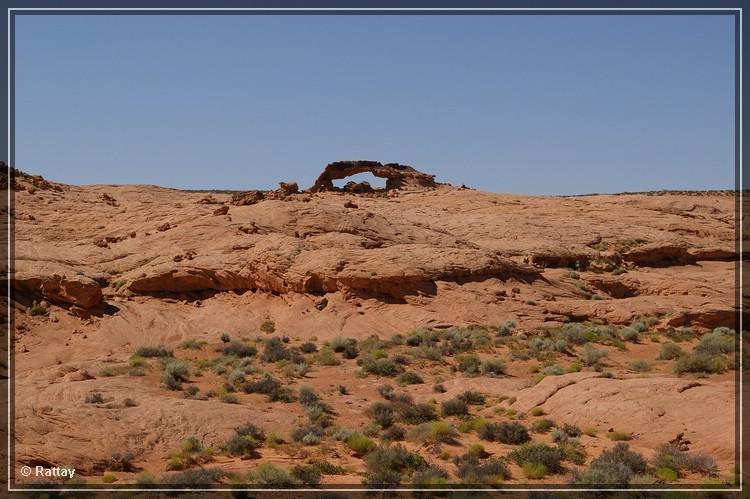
[309, 160, 438, 192]
[332, 172, 387, 191]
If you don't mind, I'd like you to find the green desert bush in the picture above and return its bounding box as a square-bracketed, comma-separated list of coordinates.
[658, 341, 683, 360]
[250, 463, 300, 487]
[441, 397, 469, 417]
[300, 341, 317, 353]
[580, 344, 607, 367]
[397, 371, 424, 385]
[316, 346, 341, 366]
[573, 442, 647, 485]
[225, 424, 265, 457]
[134, 346, 172, 358]
[291, 425, 325, 445]
[408, 421, 458, 445]
[222, 340, 257, 358]
[674, 353, 729, 375]
[395, 402, 437, 425]
[695, 328, 735, 356]
[480, 358, 506, 376]
[479, 422, 530, 444]
[368, 402, 395, 428]
[411, 465, 449, 486]
[162, 360, 190, 390]
[454, 453, 511, 483]
[531, 419, 555, 433]
[346, 434, 376, 455]
[363, 444, 426, 487]
[653, 443, 718, 477]
[508, 443, 564, 474]
[359, 357, 399, 377]
[382, 425, 406, 442]
[458, 390, 486, 405]
[455, 354, 481, 375]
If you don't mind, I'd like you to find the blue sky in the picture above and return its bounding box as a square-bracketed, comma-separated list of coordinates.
[15, 14, 735, 195]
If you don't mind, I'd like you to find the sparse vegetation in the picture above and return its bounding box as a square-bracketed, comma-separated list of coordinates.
[225, 424, 265, 458]
[134, 346, 172, 358]
[573, 442, 647, 485]
[508, 443, 564, 474]
[479, 422, 530, 444]
[162, 360, 190, 390]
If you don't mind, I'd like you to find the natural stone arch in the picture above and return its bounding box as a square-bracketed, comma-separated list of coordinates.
[309, 160, 437, 192]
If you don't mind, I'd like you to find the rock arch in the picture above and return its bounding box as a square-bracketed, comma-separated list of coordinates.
[309, 160, 437, 192]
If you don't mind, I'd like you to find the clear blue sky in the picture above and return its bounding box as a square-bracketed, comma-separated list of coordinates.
[15, 14, 735, 195]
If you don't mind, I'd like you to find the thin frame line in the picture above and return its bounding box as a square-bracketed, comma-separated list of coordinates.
[5, 5, 743, 493]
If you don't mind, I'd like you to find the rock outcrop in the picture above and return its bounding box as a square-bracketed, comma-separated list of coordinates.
[309, 160, 437, 192]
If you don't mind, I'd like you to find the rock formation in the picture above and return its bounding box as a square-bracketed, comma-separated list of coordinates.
[309, 160, 437, 192]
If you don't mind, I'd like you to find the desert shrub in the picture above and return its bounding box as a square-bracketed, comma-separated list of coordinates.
[459, 416, 488, 433]
[628, 360, 652, 373]
[523, 462, 547, 479]
[222, 340, 257, 358]
[620, 327, 640, 343]
[220, 333, 231, 343]
[395, 402, 437, 424]
[441, 397, 469, 417]
[508, 443, 564, 474]
[454, 453, 511, 483]
[382, 425, 406, 441]
[368, 402, 395, 428]
[567, 362, 582, 373]
[658, 341, 683, 360]
[411, 465, 449, 486]
[298, 385, 319, 407]
[695, 328, 735, 356]
[123, 398, 138, 407]
[162, 360, 190, 390]
[480, 358, 506, 376]
[29, 301, 49, 316]
[531, 419, 555, 433]
[607, 431, 632, 441]
[360, 357, 399, 377]
[408, 421, 458, 445]
[653, 443, 718, 477]
[105, 451, 135, 472]
[458, 390, 486, 405]
[219, 392, 239, 404]
[543, 364, 565, 376]
[573, 442, 646, 485]
[433, 383, 447, 393]
[162, 467, 225, 486]
[287, 464, 321, 486]
[674, 353, 729, 375]
[559, 439, 587, 465]
[134, 346, 172, 358]
[455, 354, 481, 375]
[554, 323, 588, 345]
[102, 474, 117, 483]
[396, 371, 423, 385]
[183, 385, 200, 399]
[250, 463, 299, 487]
[241, 373, 281, 394]
[530, 407, 545, 416]
[261, 337, 290, 362]
[415, 345, 443, 361]
[316, 346, 340, 366]
[497, 320, 516, 336]
[479, 422, 530, 444]
[85, 392, 105, 404]
[330, 336, 359, 359]
[346, 434, 376, 455]
[292, 425, 325, 445]
[378, 384, 396, 400]
[180, 339, 205, 350]
[225, 424, 265, 457]
[260, 320, 275, 334]
[364, 444, 427, 486]
[580, 344, 607, 367]
[227, 369, 246, 385]
[300, 341, 317, 353]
